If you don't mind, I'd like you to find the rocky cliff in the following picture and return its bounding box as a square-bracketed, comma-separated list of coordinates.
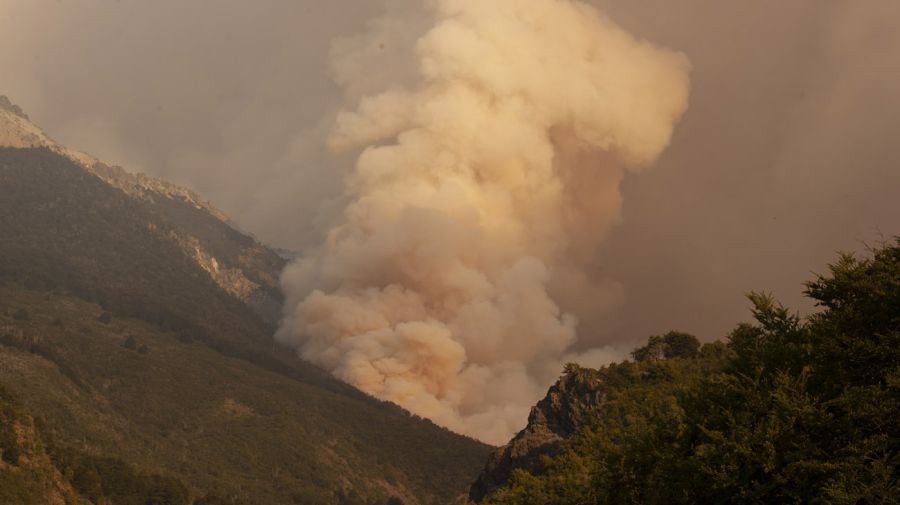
[469, 365, 606, 502]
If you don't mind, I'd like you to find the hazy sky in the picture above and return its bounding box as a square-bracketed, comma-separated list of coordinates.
[2, 0, 898, 350]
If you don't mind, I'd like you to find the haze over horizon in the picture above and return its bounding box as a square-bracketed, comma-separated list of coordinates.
[3, 0, 900, 442]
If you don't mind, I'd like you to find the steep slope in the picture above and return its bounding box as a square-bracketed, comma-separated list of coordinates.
[2, 381, 190, 505]
[468, 354, 726, 503]
[0, 95, 285, 323]
[0, 383, 90, 505]
[468, 366, 608, 501]
[0, 146, 490, 503]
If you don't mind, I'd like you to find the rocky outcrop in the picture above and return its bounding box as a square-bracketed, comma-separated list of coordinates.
[0, 95, 28, 119]
[469, 365, 606, 502]
[180, 234, 284, 323]
[1, 95, 226, 221]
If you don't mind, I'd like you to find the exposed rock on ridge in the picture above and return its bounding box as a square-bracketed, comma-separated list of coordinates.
[0, 95, 285, 324]
[1, 95, 224, 220]
[469, 365, 605, 502]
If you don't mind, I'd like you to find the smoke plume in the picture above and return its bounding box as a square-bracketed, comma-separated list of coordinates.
[277, 0, 689, 444]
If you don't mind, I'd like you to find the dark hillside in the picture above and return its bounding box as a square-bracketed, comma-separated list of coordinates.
[0, 147, 270, 346]
[475, 241, 900, 504]
[144, 191, 287, 322]
[2, 93, 286, 325]
[0, 147, 491, 504]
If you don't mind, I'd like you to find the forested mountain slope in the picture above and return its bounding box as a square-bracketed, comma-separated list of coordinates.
[0, 145, 490, 504]
[1, 95, 285, 324]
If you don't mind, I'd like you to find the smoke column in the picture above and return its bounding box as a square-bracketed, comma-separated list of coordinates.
[278, 0, 690, 444]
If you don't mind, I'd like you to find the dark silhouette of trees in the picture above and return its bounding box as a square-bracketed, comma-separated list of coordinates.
[485, 240, 900, 504]
[631, 331, 700, 362]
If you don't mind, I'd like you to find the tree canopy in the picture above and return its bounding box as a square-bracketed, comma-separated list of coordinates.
[485, 240, 900, 504]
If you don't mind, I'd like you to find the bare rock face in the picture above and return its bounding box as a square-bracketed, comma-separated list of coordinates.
[0, 95, 28, 118]
[0, 95, 286, 325]
[0, 95, 46, 148]
[1, 95, 224, 219]
[469, 366, 605, 502]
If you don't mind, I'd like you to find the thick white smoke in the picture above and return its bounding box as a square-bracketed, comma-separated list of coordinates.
[278, 0, 690, 444]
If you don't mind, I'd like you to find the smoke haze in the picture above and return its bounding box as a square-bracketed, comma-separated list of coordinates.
[3, 0, 899, 441]
[276, 0, 689, 442]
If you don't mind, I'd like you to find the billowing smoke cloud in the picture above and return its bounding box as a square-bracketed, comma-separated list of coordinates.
[277, 0, 689, 443]
[7, 0, 897, 442]
[4, 1, 899, 351]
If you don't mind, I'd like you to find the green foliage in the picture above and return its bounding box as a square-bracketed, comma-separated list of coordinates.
[661, 331, 701, 359]
[562, 362, 583, 375]
[0, 384, 90, 504]
[805, 245, 900, 393]
[630, 335, 665, 362]
[0, 282, 489, 505]
[3, 381, 189, 505]
[631, 331, 701, 362]
[484, 240, 900, 504]
[0, 147, 276, 364]
[0, 386, 22, 465]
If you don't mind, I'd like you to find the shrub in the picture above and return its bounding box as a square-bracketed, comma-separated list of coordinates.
[0, 428, 21, 465]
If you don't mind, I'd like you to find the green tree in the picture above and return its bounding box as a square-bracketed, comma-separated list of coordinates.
[661, 331, 701, 359]
[631, 335, 665, 362]
[483, 239, 900, 504]
[632, 331, 700, 362]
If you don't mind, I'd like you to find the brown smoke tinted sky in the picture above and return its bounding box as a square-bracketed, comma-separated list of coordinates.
[2, 0, 898, 348]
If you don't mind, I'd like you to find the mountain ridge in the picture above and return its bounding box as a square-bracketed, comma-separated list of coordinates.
[0, 95, 285, 324]
[0, 94, 228, 221]
[0, 97, 492, 504]
[469, 365, 608, 502]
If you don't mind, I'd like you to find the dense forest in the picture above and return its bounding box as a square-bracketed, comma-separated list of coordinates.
[480, 240, 899, 504]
